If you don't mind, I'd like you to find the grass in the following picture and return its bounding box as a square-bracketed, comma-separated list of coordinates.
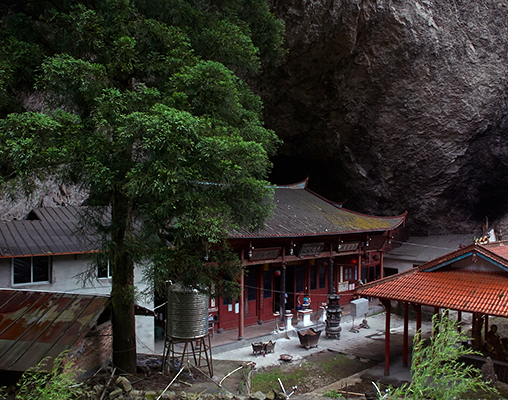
[251, 366, 307, 393]
[314, 353, 352, 373]
[251, 353, 377, 394]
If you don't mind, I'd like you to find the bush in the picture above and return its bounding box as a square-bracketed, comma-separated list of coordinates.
[386, 311, 499, 399]
[3, 352, 90, 400]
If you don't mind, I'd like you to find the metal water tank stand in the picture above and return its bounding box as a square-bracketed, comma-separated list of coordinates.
[163, 334, 213, 377]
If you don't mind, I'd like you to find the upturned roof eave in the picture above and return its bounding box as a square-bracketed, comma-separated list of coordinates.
[229, 223, 405, 240]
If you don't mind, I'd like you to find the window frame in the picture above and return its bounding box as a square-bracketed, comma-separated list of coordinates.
[97, 260, 112, 279]
[12, 256, 52, 285]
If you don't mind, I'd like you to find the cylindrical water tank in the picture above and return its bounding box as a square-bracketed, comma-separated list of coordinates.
[166, 283, 209, 339]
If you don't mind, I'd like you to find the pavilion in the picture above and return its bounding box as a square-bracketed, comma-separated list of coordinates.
[355, 240, 508, 377]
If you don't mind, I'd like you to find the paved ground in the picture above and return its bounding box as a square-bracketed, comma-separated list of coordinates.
[151, 304, 479, 398]
[206, 308, 438, 398]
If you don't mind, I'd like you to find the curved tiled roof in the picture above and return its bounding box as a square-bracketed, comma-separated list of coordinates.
[230, 181, 407, 239]
[0, 180, 407, 256]
[356, 241, 508, 317]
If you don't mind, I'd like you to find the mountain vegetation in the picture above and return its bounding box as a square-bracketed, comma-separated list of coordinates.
[0, 0, 284, 373]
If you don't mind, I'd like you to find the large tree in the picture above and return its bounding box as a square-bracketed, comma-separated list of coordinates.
[0, 0, 284, 373]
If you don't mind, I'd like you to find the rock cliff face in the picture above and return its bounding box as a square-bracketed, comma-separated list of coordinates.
[3, 1, 508, 237]
[0, 178, 88, 222]
[263, 0, 508, 235]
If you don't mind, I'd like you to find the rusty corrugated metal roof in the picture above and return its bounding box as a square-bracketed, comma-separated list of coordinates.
[356, 242, 508, 317]
[231, 184, 406, 239]
[0, 289, 110, 371]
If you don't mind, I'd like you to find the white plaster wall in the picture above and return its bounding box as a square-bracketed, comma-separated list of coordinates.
[383, 258, 418, 274]
[0, 254, 154, 352]
[136, 315, 155, 353]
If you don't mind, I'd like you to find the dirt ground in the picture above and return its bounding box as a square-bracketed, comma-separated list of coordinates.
[84, 349, 381, 398]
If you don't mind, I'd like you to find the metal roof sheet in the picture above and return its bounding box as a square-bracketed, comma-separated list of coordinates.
[385, 234, 474, 263]
[0, 182, 406, 256]
[356, 241, 508, 317]
[0, 206, 99, 257]
[231, 186, 406, 239]
[0, 289, 110, 371]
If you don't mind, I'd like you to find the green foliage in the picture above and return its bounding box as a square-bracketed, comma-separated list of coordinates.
[0, 0, 284, 372]
[322, 389, 345, 399]
[5, 352, 89, 400]
[251, 367, 307, 394]
[387, 311, 499, 400]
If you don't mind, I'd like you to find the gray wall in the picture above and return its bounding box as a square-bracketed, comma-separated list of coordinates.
[0, 254, 155, 352]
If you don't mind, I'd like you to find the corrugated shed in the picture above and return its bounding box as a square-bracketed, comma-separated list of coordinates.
[0, 289, 110, 371]
[356, 242, 508, 317]
[231, 186, 406, 238]
[385, 234, 473, 263]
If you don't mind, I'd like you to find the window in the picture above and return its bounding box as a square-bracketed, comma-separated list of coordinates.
[344, 267, 353, 282]
[13, 256, 51, 284]
[98, 260, 111, 279]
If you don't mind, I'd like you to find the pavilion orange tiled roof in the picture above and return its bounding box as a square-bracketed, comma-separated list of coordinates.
[356, 241, 508, 317]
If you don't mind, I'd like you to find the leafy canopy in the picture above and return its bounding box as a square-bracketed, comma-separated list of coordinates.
[0, 0, 284, 294]
[387, 311, 498, 400]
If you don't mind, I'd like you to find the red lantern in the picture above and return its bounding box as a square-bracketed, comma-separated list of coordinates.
[350, 258, 358, 265]
[274, 269, 281, 276]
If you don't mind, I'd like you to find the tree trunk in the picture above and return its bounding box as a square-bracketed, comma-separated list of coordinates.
[110, 192, 137, 373]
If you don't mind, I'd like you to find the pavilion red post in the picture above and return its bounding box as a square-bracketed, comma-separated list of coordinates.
[381, 299, 391, 376]
[457, 311, 462, 333]
[403, 302, 409, 367]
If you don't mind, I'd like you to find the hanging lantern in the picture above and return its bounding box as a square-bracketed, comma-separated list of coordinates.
[274, 269, 281, 276]
[372, 254, 380, 261]
[350, 258, 358, 265]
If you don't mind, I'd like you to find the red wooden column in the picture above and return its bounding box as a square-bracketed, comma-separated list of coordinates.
[380, 252, 384, 279]
[457, 311, 462, 333]
[238, 266, 245, 340]
[403, 302, 409, 367]
[381, 299, 391, 376]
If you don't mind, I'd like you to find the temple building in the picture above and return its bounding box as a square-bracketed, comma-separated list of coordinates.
[213, 178, 407, 334]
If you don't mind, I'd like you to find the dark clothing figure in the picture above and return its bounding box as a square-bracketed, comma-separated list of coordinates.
[486, 324, 506, 358]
